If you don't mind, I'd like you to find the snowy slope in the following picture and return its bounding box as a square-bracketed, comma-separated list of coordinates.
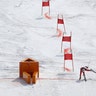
[0, 0, 96, 96]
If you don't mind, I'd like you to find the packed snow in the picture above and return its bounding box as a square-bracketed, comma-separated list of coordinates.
[0, 0, 96, 96]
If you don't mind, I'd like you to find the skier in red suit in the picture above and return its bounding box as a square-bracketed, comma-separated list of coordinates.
[79, 66, 94, 81]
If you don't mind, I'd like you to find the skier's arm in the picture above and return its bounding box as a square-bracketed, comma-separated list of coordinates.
[90, 69, 96, 73]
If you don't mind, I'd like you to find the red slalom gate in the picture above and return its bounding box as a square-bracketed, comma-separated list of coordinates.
[57, 14, 66, 34]
[41, 0, 50, 16]
[64, 48, 74, 72]
[61, 32, 72, 52]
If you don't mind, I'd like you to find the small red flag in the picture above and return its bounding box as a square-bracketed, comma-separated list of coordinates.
[62, 36, 71, 42]
[64, 54, 73, 60]
[58, 19, 64, 24]
[42, 1, 49, 6]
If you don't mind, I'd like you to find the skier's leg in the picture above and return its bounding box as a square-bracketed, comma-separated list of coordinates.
[79, 69, 82, 80]
[83, 72, 87, 81]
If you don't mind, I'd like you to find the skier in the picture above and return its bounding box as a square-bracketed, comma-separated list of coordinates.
[79, 66, 96, 81]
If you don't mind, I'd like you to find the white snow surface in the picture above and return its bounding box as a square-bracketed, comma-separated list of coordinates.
[0, 0, 96, 96]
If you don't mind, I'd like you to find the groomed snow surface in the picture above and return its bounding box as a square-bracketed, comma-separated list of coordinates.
[0, 0, 96, 96]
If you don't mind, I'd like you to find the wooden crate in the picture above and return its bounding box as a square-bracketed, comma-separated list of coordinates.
[19, 58, 39, 78]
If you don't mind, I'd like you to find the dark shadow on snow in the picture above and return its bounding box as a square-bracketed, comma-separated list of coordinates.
[12, 78, 33, 86]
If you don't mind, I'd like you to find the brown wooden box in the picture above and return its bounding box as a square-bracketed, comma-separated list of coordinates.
[19, 58, 39, 78]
